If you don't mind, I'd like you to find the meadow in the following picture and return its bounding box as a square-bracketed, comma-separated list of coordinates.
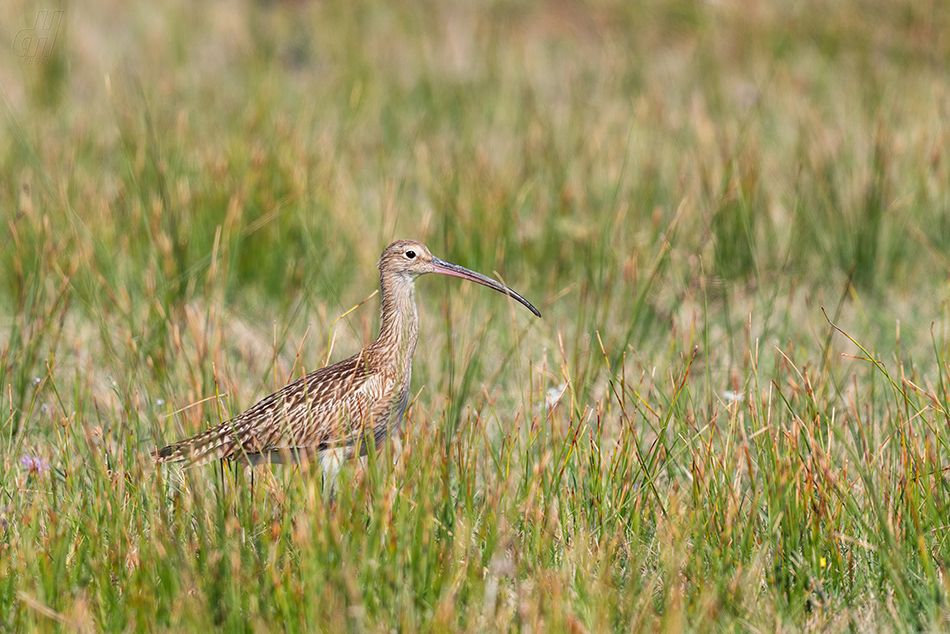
[3, 0, 950, 631]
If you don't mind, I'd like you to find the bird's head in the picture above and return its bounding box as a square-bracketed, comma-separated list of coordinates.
[377, 240, 436, 279]
[377, 240, 541, 317]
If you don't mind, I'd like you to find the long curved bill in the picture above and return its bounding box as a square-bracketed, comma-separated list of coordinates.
[431, 257, 541, 318]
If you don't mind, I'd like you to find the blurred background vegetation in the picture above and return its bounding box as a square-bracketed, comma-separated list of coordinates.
[2, 0, 950, 631]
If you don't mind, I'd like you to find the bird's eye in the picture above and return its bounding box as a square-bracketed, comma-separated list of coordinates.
[405, 250, 416, 259]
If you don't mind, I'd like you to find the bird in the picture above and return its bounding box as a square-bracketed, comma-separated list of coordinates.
[153, 239, 540, 471]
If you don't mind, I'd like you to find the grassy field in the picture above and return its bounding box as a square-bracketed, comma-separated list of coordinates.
[3, 0, 950, 631]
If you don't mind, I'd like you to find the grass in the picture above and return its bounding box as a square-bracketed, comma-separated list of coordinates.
[3, 0, 950, 631]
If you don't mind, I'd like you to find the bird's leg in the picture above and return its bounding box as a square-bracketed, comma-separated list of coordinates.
[319, 448, 347, 498]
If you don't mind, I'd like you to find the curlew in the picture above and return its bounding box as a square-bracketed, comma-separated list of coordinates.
[153, 239, 540, 471]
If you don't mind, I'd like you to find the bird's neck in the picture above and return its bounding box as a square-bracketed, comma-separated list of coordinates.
[370, 272, 419, 378]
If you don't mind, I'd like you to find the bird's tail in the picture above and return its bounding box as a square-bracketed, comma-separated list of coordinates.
[152, 419, 252, 466]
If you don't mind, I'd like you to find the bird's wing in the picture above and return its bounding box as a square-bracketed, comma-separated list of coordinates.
[153, 353, 394, 466]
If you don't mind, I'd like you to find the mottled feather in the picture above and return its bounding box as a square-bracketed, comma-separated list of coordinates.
[153, 353, 396, 466]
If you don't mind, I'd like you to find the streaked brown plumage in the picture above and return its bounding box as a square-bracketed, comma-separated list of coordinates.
[153, 239, 540, 467]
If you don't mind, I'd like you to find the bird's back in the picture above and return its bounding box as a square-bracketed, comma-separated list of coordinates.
[153, 351, 398, 466]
